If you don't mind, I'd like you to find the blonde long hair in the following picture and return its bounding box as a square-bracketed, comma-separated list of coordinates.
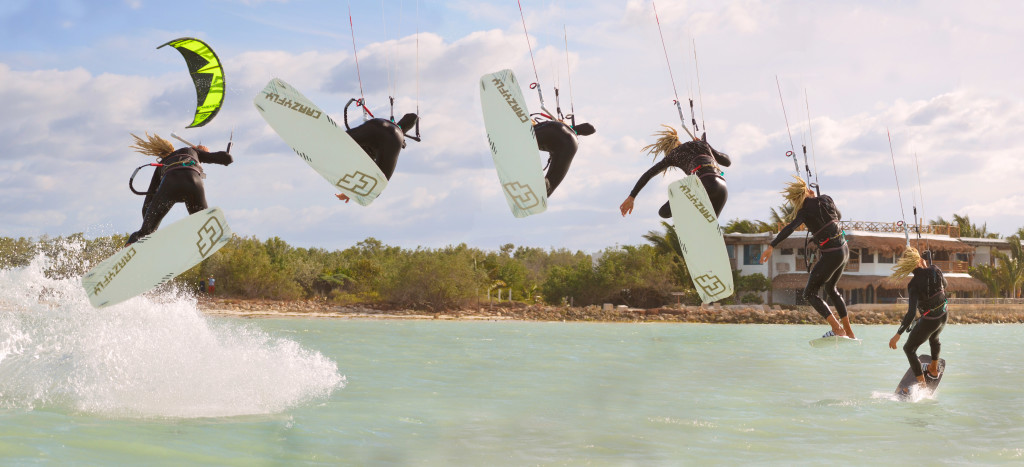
[891, 247, 922, 279]
[782, 175, 810, 222]
[641, 125, 683, 161]
[130, 132, 174, 159]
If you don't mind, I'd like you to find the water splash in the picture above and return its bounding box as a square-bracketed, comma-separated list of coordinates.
[0, 239, 345, 418]
[871, 388, 937, 403]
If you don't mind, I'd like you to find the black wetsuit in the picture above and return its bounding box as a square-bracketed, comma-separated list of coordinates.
[347, 113, 418, 180]
[770, 195, 848, 319]
[898, 265, 948, 377]
[535, 120, 595, 197]
[628, 139, 730, 218]
[127, 147, 233, 244]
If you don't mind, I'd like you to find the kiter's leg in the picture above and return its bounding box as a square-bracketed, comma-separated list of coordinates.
[926, 314, 947, 377]
[184, 172, 209, 214]
[803, 251, 845, 336]
[699, 175, 728, 217]
[658, 201, 672, 219]
[902, 323, 930, 384]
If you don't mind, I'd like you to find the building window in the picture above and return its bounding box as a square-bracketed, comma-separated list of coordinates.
[956, 253, 969, 262]
[727, 245, 735, 259]
[743, 245, 762, 265]
[878, 252, 895, 263]
[781, 248, 794, 255]
[861, 248, 874, 263]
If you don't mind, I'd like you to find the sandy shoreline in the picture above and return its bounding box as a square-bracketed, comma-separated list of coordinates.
[197, 298, 1024, 324]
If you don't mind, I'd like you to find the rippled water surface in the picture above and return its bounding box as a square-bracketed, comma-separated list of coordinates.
[2, 255, 1022, 464]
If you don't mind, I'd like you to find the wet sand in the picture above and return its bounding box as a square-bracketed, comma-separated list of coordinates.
[198, 298, 1024, 324]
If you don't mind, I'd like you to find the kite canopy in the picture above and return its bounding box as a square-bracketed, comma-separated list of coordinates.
[157, 37, 225, 128]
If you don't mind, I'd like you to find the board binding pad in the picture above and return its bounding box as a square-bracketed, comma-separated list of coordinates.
[896, 354, 946, 400]
[479, 69, 548, 218]
[809, 335, 863, 348]
[254, 77, 388, 206]
[82, 207, 231, 308]
[667, 174, 734, 303]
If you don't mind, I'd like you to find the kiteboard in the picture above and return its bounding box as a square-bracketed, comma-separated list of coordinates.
[895, 355, 946, 400]
[254, 78, 388, 206]
[81, 207, 231, 308]
[479, 69, 548, 218]
[668, 175, 734, 303]
[809, 335, 863, 348]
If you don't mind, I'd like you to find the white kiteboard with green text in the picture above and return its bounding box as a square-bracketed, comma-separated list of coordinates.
[668, 175, 734, 303]
[254, 77, 387, 206]
[81, 207, 231, 308]
[479, 69, 547, 218]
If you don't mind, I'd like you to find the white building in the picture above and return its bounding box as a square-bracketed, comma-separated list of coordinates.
[724, 221, 991, 305]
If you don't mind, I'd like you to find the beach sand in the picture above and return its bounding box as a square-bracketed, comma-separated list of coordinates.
[197, 298, 1024, 324]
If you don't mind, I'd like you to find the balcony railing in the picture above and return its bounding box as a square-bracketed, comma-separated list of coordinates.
[931, 260, 969, 273]
[780, 220, 960, 237]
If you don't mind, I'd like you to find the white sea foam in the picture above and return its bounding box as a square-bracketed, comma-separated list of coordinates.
[0, 240, 345, 418]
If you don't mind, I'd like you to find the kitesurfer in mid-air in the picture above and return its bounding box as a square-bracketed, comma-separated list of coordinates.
[760, 176, 853, 338]
[126, 133, 232, 245]
[888, 247, 946, 388]
[619, 125, 730, 219]
[535, 119, 596, 197]
[335, 113, 419, 203]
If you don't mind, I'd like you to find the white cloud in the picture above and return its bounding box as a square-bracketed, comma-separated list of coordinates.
[3, 1, 1024, 250]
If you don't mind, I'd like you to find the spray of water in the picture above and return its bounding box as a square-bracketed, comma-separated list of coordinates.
[0, 238, 345, 418]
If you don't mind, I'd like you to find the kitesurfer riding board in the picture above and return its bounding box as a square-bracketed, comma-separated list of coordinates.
[82, 207, 231, 308]
[534, 119, 595, 197]
[254, 78, 389, 206]
[889, 248, 949, 398]
[334, 105, 418, 204]
[126, 133, 232, 246]
[761, 176, 853, 339]
[666, 175, 734, 303]
[619, 126, 730, 220]
[479, 69, 548, 218]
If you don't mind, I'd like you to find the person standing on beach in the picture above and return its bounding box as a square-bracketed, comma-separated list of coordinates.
[888, 247, 946, 388]
[126, 133, 233, 245]
[208, 276, 216, 294]
[619, 126, 731, 219]
[760, 176, 853, 338]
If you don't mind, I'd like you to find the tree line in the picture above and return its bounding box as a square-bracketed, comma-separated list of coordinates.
[0, 226, 771, 310]
[2, 210, 1019, 309]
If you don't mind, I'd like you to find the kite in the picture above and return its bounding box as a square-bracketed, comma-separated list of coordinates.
[157, 37, 225, 128]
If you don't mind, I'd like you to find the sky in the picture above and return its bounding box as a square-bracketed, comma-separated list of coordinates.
[1, 0, 1023, 253]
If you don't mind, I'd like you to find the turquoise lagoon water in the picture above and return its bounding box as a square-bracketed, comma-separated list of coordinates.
[2, 257, 1023, 464]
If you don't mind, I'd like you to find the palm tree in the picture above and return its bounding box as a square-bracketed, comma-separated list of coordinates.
[643, 221, 691, 287]
[723, 218, 773, 234]
[974, 236, 1024, 298]
[768, 203, 795, 230]
[953, 214, 999, 238]
[969, 264, 1003, 297]
[997, 236, 1024, 298]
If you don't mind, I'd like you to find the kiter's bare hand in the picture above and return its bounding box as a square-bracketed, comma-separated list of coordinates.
[889, 334, 900, 349]
[335, 193, 350, 203]
[619, 196, 635, 217]
[760, 246, 774, 264]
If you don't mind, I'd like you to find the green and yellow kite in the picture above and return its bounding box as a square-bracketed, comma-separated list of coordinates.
[158, 37, 225, 128]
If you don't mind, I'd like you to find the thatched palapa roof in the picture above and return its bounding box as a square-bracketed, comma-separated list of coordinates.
[771, 273, 987, 292]
[774, 232, 973, 254]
